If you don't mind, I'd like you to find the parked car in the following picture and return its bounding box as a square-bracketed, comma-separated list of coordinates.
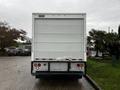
[17, 48, 31, 56]
[6, 47, 31, 56]
[7, 47, 18, 56]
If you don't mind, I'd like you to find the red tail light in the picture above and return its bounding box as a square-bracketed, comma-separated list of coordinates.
[38, 63, 41, 67]
[77, 64, 80, 67]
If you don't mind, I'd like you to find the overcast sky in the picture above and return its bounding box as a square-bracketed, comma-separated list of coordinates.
[0, 0, 120, 37]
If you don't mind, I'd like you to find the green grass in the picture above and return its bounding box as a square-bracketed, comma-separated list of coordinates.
[87, 58, 120, 90]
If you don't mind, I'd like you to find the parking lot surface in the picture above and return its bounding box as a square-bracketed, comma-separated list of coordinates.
[0, 57, 94, 90]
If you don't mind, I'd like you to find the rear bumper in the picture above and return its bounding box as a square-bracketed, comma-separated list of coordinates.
[32, 71, 84, 78]
[31, 61, 86, 78]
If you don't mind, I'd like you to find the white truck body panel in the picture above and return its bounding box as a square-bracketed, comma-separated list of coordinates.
[32, 13, 86, 61]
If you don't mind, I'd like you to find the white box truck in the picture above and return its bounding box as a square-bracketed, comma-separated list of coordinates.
[31, 13, 86, 78]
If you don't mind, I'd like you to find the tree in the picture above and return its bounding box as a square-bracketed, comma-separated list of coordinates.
[118, 25, 120, 38]
[105, 32, 118, 53]
[105, 32, 120, 62]
[89, 29, 106, 57]
[87, 36, 92, 46]
[88, 28, 120, 61]
[118, 25, 120, 60]
[87, 36, 93, 57]
[0, 21, 26, 52]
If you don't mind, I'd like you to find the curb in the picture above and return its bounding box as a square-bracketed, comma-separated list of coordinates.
[84, 74, 102, 90]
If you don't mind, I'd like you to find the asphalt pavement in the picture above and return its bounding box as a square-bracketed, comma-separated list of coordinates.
[0, 56, 94, 90]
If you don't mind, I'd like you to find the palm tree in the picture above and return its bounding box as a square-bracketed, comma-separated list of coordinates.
[89, 29, 106, 57]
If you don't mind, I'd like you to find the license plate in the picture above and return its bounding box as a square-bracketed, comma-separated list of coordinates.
[50, 63, 68, 71]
